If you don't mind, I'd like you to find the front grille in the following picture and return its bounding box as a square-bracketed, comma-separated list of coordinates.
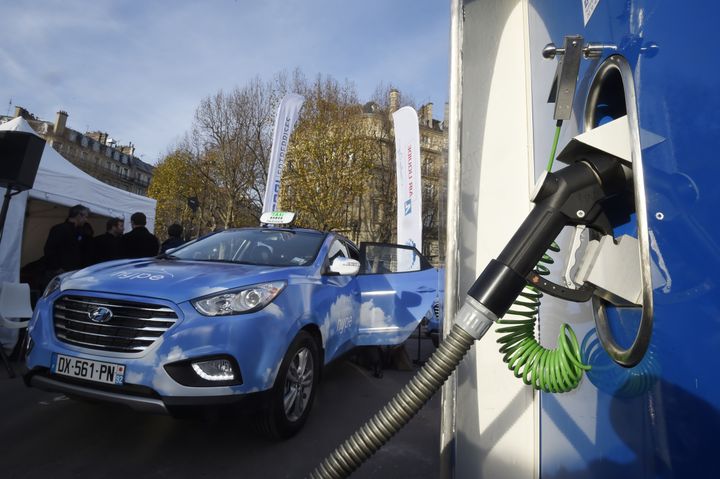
[53, 295, 178, 353]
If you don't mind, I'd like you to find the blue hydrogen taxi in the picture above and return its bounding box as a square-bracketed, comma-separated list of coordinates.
[24, 212, 440, 438]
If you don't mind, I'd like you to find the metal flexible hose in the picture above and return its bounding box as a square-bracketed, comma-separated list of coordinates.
[308, 324, 476, 479]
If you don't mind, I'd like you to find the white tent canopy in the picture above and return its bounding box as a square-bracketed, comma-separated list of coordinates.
[1, 117, 156, 222]
[0, 117, 156, 349]
[0, 117, 156, 281]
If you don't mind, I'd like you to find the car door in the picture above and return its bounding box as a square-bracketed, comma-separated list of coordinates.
[353, 242, 439, 346]
[316, 237, 360, 361]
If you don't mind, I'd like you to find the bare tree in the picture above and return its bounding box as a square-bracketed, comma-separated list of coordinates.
[148, 146, 204, 239]
[151, 72, 445, 258]
[280, 75, 375, 234]
[189, 75, 293, 228]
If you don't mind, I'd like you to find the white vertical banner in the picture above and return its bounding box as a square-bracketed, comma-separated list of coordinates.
[262, 93, 305, 214]
[393, 106, 422, 270]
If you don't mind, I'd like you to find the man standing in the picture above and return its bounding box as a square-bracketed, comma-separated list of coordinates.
[121, 212, 159, 258]
[160, 223, 185, 254]
[92, 217, 124, 264]
[43, 204, 91, 277]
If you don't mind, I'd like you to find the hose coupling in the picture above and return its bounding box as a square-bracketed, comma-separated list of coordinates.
[454, 296, 497, 340]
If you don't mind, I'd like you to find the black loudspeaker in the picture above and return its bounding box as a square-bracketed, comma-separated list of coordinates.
[0, 130, 46, 191]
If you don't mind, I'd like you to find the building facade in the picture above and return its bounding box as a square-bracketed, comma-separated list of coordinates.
[356, 89, 448, 265]
[0, 107, 153, 196]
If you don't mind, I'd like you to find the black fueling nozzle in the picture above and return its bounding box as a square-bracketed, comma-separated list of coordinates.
[467, 153, 631, 318]
[308, 152, 633, 479]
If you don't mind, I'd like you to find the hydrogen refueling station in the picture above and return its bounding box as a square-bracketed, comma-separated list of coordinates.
[310, 1, 720, 478]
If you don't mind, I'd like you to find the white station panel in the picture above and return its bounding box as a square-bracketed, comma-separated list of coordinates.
[454, 1, 537, 478]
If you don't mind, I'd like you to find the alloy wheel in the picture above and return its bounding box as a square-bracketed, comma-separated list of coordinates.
[283, 346, 314, 421]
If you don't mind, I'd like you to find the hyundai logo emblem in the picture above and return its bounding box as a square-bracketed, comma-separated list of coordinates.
[89, 307, 113, 324]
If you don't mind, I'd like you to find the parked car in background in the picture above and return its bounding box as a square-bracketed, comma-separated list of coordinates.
[24, 213, 439, 438]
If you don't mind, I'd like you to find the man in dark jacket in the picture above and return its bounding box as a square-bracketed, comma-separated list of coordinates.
[92, 217, 124, 264]
[160, 223, 185, 253]
[121, 212, 159, 258]
[43, 204, 90, 276]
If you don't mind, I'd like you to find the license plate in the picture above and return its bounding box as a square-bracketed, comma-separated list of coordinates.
[52, 354, 125, 385]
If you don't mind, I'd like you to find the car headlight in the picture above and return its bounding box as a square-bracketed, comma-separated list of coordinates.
[192, 281, 286, 316]
[42, 273, 71, 298]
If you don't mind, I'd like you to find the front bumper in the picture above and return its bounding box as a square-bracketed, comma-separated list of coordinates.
[25, 290, 302, 406]
[25, 367, 271, 415]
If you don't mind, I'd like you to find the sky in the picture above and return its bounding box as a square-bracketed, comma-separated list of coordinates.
[0, 0, 450, 165]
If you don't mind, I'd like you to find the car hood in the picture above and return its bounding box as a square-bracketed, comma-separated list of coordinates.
[60, 258, 310, 303]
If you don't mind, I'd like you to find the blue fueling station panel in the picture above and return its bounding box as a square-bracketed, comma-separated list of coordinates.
[529, 1, 720, 477]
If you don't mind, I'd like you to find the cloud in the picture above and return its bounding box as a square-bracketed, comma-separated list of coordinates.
[0, 0, 449, 163]
[326, 295, 355, 336]
[359, 299, 394, 330]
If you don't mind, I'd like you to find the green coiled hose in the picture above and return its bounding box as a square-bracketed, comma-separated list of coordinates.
[494, 122, 591, 393]
[495, 271, 590, 392]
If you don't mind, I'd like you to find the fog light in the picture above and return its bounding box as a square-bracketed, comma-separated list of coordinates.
[191, 359, 235, 381]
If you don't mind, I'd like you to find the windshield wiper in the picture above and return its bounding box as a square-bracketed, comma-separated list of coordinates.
[156, 253, 179, 260]
[193, 258, 277, 266]
[193, 259, 246, 264]
[259, 228, 296, 235]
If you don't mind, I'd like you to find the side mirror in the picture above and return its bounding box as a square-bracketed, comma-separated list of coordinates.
[329, 257, 360, 276]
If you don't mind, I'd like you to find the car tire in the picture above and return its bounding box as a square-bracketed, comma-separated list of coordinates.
[254, 330, 320, 439]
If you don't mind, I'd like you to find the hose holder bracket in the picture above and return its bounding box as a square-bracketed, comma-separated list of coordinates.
[526, 272, 595, 302]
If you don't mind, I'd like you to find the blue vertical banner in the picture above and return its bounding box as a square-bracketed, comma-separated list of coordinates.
[262, 93, 305, 214]
[392, 106, 422, 270]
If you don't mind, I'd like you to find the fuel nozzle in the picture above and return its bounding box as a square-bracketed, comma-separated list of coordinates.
[309, 131, 637, 479]
[456, 152, 633, 339]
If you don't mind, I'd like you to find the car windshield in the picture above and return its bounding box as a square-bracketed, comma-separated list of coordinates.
[170, 229, 326, 266]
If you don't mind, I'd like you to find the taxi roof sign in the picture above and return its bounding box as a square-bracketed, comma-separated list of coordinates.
[260, 211, 296, 226]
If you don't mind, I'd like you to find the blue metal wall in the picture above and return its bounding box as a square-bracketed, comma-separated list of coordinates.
[529, 1, 720, 477]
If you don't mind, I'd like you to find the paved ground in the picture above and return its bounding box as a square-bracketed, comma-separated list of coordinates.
[0, 333, 439, 479]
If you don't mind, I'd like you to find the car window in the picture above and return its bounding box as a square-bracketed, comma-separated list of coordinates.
[171, 229, 326, 266]
[361, 243, 430, 273]
[345, 242, 361, 261]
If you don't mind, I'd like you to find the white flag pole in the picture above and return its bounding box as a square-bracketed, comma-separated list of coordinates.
[392, 106, 422, 270]
[262, 93, 305, 214]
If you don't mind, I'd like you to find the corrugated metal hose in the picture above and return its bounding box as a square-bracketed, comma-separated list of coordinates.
[308, 324, 476, 479]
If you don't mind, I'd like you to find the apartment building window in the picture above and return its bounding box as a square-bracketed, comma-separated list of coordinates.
[81, 137, 88, 147]
[113, 151, 119, 161]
